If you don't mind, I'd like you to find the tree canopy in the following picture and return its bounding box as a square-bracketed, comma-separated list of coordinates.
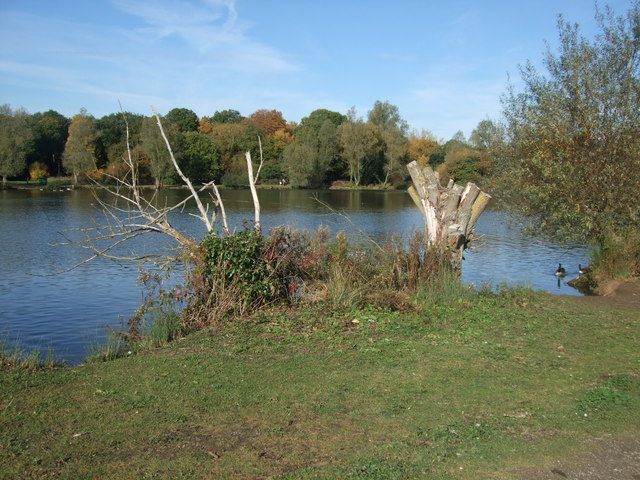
[63, 111, 97, 185]
[0, 105, 33, 187]
[497, 1, 640, 243]
[165, 108, 199, 132]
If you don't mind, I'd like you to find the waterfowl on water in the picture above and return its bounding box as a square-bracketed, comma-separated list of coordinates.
[579, 264, 591, 275]
[555, 263, 566, 277]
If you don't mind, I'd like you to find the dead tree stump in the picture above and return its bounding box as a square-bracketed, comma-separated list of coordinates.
[407, 161, 491, 274]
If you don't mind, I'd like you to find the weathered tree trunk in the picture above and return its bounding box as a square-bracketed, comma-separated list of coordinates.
[407, 161, 491, 274]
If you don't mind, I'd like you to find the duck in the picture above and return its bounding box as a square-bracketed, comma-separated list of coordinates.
[578, 264, 591, 275]
[555, 263, 566, 277]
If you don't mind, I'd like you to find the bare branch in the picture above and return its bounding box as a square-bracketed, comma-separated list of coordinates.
[246, 150, 261, 232]
[151, 107, 213, 233]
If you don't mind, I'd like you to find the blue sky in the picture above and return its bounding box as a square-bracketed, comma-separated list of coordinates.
[0, 0, 633, 139]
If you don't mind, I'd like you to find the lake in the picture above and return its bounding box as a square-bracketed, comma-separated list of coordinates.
[0, 188, 589, 365]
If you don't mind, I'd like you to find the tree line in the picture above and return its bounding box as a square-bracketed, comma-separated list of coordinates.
[0, 102, 497, 190]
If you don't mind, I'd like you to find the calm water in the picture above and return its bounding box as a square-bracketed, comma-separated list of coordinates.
[0, 188, 589, 365]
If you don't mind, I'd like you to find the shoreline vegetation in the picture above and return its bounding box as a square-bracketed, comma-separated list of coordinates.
[1, 284, 639, 478]
[1, 177, 402, 191]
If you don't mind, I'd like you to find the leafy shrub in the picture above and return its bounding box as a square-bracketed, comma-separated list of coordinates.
[28, 162, 49, 181]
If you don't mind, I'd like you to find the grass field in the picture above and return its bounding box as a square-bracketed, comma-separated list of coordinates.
[1, 288, 638, 479]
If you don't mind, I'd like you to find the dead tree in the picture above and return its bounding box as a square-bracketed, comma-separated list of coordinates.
[56, 108, 263, 271]
[406, 160, 491, 273]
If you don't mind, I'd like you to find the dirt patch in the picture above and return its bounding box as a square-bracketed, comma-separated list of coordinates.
[513, 436, 640, 479]
[560, 278, 640, 311]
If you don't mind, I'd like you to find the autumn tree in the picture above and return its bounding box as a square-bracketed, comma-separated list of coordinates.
[244, 109, 287, 136]
[63, 111, 97, 185]
[407, 129, 440, 169]
[0, 105, 34, 187]
[498, 1, 640, 243]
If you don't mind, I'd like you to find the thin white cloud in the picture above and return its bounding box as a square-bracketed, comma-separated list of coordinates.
[110, 0, 298, 73]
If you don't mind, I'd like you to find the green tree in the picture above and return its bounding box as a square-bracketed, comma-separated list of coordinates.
[95, 112, 144, 166]
[367, 101, 409, 186]
[498, 1, 640, 243]
[282, 143, 316, 187]
[139, 116, 180, 188]
[367, 100, 409, 135]
[29, 110, 69, 176]
[0, 105, 34, 187]
[210, 109, 244, 124]
[295, 109, 346, 145]
[469, 119, 504, 152]
[339, 108, 381, 186]
[165, 108, 199, 132]
[180, 131, 222, 183]
[63, 111, 97, 185]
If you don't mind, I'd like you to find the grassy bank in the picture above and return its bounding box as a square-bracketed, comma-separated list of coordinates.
[1, 289, 639, 479]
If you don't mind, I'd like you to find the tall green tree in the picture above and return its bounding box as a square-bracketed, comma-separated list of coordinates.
[180, 132, 222, 183]
[295, 109, 346, 145]
[340, 108, 380, 186]
[29, 110, 69, 176]
[95, 112, 144, 166]
[0, 105, 34, 187]
[165, 108, 199, 132]
[63, 111, 97, 185]
[139, 116, 180, 188]
[367, 101, 409, 186]
[367, 100, 409, 135]
[210, 109, 244, 124]
[469, 119, 504, 152]
[498, 1, 640, 243]
[282, 143, 316, 187]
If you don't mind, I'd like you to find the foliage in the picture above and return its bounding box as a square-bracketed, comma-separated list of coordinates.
[469, 118, 504, 152]
[28, 162, 49, 181]
[164, 107, 199, 132]
[367, 100, 409, 135]
[295, 109, 346, 145]
[407, 130, 440, 168]
[283, 119, 341, 187]
[244, 109, 287, 136]
[139, 116, 179, 187]
[62, 111, 97, 185]
[187, 229, 305, 326]
[210, 108, 244, 124]
[283, 143, 316, 187]
[497, 2, 640, 244]
[0, 105, 34, 186]
[340, 110, 382, 186]
[94, 112, 143, 166]
[589, 227, 640, 282]
[29, 110, 69, 177]
[179, 131, 222, 183]
[437, 147, 490, 185]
